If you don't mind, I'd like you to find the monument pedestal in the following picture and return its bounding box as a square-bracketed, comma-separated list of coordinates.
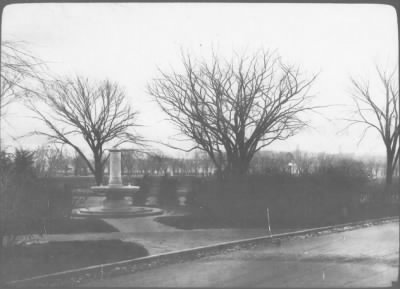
[74, 149, 163, 218]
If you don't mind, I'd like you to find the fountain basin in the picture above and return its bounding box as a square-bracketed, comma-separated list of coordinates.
[73, 149, 163, 218]
[74, 185, 163, 218]
[91, 185, 139, 199]
[75, 205, 163, 218]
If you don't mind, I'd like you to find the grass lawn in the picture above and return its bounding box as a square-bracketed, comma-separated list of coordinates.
[154, 215, 314, 230]
[1, 240, 148, 282]
[154, 208, 398, 230]
[26, 218, 118, 234]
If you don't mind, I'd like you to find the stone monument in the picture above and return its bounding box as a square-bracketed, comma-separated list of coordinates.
[75, 149, 163, 218]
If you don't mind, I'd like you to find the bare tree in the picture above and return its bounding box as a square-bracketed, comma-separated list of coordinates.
[27, 76, 142, 185]
[363, 156, 385, 180]
[121, 150, 147, 176]
[121, 151, 136, 176]
[34, 144, 72, 177]
[293, 149, 313, 176]
[193, 150, 214, 175]
[148, 51, 317, 176]
[347, 67, 399, 188]
[72, 153, 90, 176]
[1, 41, 46, 111]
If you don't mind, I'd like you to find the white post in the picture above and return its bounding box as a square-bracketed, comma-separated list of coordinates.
[267, 208, 271, 235]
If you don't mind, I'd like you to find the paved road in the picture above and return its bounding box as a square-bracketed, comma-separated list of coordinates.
[83, 221, 399, 287]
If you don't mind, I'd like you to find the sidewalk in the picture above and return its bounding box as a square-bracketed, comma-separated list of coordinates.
[19, 197, 296, 256]
[27, 213, 286, 255]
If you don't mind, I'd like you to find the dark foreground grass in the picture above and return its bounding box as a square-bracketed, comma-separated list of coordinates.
[1, 240, 149, 282]
[154, 215, 274, 230]
[154, 215, 321, 230]
[24, 218, 118, 234]
[155, 207, 398, 230]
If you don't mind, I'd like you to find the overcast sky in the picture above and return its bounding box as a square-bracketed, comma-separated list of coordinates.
[1, 3, 398, 158]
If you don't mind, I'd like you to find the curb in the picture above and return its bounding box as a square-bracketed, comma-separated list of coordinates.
[7, 216, 398, 287]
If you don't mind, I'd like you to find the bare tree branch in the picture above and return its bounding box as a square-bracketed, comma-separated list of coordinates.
[148, 50, 317, 176]
[1, 41, 48, 111]
[346, 66, 399, 187]
[26, 76, 142, 185]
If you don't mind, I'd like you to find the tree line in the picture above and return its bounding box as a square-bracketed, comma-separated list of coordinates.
[10, 144, 394, 182]
[1, 41, 398, 188]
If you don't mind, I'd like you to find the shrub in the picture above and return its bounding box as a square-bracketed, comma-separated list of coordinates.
[190, 173, 371, 227]
[313, 154, 369, 186]
[1, 149, 50, 249]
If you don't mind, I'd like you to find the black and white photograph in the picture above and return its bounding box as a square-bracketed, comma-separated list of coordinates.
[0, 1, 399, 287]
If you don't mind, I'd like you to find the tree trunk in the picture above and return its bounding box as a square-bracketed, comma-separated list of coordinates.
[94, 156, 104, 186]
[384, 151, 394, 198]
[231, 158, 250, 177]
[222, 157, 250, 182]
[386, 151, 394, 186]
[386, 166, 393, 186]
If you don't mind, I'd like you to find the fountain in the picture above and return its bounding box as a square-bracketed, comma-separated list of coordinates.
[75, 149, 163, 218]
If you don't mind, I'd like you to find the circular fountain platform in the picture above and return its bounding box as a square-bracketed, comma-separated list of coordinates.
[74, 206, 163, 218]
[72, 149, 164, 218]
[73, 185, 163, 218]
